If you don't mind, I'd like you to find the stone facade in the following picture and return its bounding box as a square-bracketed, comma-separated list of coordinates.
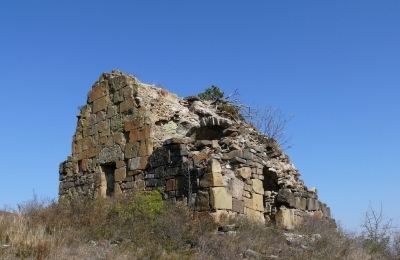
[59, 70, 333, 227]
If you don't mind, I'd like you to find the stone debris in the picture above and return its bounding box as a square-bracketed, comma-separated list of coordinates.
[59, 70, 334, 227]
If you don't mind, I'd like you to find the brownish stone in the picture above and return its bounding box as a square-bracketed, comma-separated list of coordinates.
[116, 160, 126, 169]
[124, 118, 142, 132]
[125, 141, 140, 159]
[196, 190, 210, 211]
[129, 127, 151, 142]
[313, 210, 323, 219]
[114, 183, 122, 195]
[81, 159, 88, 172]
[192, 153, 208, 164]
[87, 147, 97, 158]
[232, 198, 244, 214]
[113, 132, 126, 145]
[93, 96, 108, 113]
[82, 138, 92, 151]
[120, 97, 136, 113]
[115, 167, 126, 182]
[165, 178, 176, 191]
[89, 84, 106, 102]
[127, 170, 141, 176]
[160, 89, 168, 97]
[139, 139, 153, 156]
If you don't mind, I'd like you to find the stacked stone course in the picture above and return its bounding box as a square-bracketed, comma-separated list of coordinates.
[59, 70, 333, 228]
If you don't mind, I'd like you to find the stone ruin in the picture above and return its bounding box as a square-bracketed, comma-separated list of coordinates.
[59, 70, 333, 228]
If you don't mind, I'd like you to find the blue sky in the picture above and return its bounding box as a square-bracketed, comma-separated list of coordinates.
[1, 1, 399, 232]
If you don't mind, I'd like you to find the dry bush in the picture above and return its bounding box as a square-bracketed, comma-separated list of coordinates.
[1, 194, 398, 259]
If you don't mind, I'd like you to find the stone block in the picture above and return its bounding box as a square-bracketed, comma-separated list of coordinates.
[129, 127, 150, 142]
[116, 160, 126, 169]
[149, 146, 170, 167]
[242, 149, 253, 160]
[113, 132, 126, 145]
[210, 187, 232, 210]
[98, 144, 124, 163]
[228, 178, 244, 199]
[196, 190, 210, 211]
[82, 137, 92, 151]
[200, 172, 224, 188]
[210, 210, 229, 225]
[114, 182, 122, 195]
[192, 153, 208, 164]
[276, 189, 296, 207]
[225, 150, 243, 160]
[125, 141, 140, 159]
[124, 118, 142, 132]
[89, 84, 106, 102]
[120, 97, 136, 113]
[275, 208, 294, 228]
[244, 193, 264, 212]
[165, 178, 176, 191]
[235, 167, 251, 179]
[81, 159, 88, 172]
[244, 207, 264, 222]
[322, 205, 331, 218]
[208, 159, 221, 173]
[295, 197, 307, 210]
[232, 198, 244, 214]
[306, 198, 320, 211]
[138, 139, 153, 157]
[251, 179, 264, 195]
[93, 96, 108, 113]
[115, 167, 126, 182]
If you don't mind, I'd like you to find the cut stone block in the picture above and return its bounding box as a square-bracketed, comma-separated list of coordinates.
[235, 167, 251, 179]
[196, 190, 210, 211]
[244, 193, 264, 212]
[114, 167, 126, 182]
[93, 96, 108, 113]
[200, 172, 224, 188]
[244, 207, 264, 222]
[232, 198, 244, 214]
[208, 159, 221, 173]
[210, 187, 232, 210]
[251, 179, 264, 195]
[228, 177, 244, 199]
[89, 84, 106, 102]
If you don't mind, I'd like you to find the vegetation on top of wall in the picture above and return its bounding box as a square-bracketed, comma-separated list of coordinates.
[198, 85, 224, 101]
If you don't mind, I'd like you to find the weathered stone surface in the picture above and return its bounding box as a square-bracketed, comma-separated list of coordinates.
[244, 193, 264, 212]
[114, 167, 126, 182]
[235, 167, 251, 179]
[98, 145, 124, 164]
[210, 187, 232, 210]
[244, 207, 264, 222]
[251, 179, 264, 195]
[232, 198, 244, 213]
[200, 172, 224, 188]
[306, 198, 321, 211]
[228, 177, 244, 199]
[165, 178, 176, 191]
[60, 70, 333, 228]
[196, 190, 210, 211]
[208, 159, 221, 173]
[148, 146, 170, 167]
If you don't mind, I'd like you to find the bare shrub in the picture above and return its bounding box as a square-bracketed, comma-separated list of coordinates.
[360, 202, 394, 257]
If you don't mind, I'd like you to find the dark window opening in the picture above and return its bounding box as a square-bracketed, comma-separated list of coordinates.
[101, 163, 116, 197]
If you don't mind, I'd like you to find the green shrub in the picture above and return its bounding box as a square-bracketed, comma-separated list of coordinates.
[198, 85, 224, 100]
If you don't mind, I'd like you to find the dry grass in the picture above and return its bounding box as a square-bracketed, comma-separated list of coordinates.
[0, 193, 399, 259]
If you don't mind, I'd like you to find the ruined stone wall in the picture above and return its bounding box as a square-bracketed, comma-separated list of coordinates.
[59, 70, 333, 228]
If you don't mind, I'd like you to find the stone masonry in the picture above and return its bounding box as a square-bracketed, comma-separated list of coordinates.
[59, 70, 333, 228]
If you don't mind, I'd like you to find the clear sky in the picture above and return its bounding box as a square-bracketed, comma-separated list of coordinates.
[1, 1, 399, 232]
